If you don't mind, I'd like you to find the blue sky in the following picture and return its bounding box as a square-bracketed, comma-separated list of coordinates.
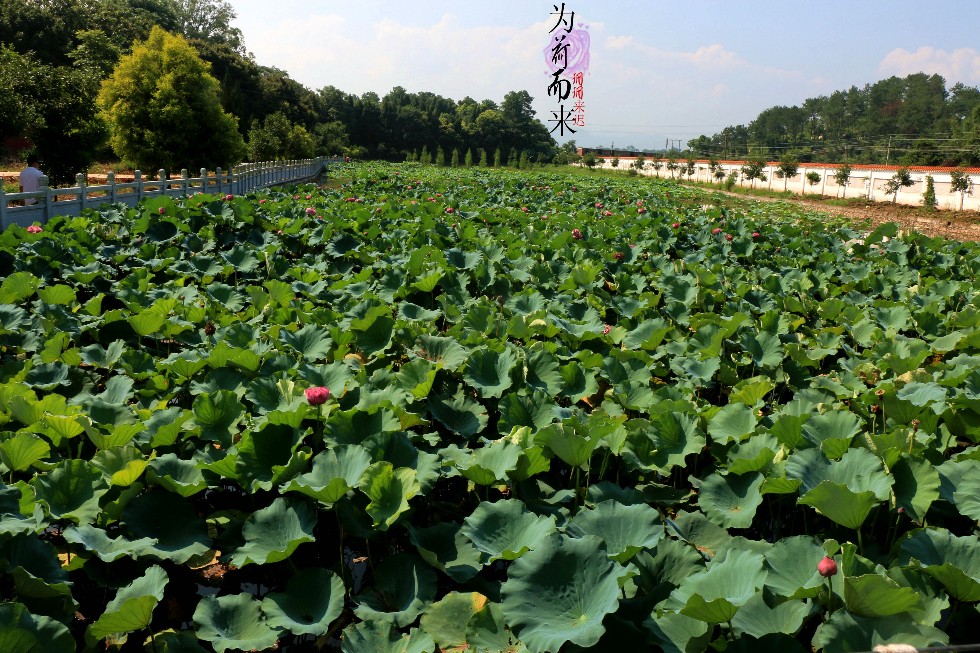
[230, 0, 980, 149]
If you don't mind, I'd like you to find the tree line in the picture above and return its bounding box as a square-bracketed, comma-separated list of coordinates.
[687, 74, 980, 166]
[0, 0, 557, 184]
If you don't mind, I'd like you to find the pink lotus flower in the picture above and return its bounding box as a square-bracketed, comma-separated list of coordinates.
[521, 206, 529, 213]
[259, 199, 267, 204]
[672, 222, 680, 229]
[306, 207, 317, 215]
[603, 210, 612, 217]
[638, 208, 646, 214]
[613, 252, 624, 260]
[572, 228, 583, 239]
[752, 232, 760, 238]
[712, 227, 723, 235]
[818, 556, 837, 577]
[725, 233, 733, 241]
[445, 207, 454, 213]
[158, 207, 166, 215]
[406, 185, 412, 190]
[595, 202, 604, 208]
[224, 194, 233, 201]
[305, 386, 330, 406]
[276, 230, 283, 235]
[26, 225, 43, 234]
[305, 195, 312, 200]
[602, 324, 612, 335]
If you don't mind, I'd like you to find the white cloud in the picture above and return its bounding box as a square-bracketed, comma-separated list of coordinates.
[879, 46, 980, 83]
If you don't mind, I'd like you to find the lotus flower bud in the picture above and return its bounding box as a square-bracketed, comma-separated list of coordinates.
[305, 386, 330, 406]
[818, 556, 838, 577]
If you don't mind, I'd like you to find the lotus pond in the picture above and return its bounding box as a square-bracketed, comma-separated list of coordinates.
[0, 162, 978, 652]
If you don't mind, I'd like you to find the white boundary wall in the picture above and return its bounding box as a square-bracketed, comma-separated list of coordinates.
[595, 158, 980, 212]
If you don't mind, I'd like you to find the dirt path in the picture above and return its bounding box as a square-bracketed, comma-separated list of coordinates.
[696, 187, 980, 242]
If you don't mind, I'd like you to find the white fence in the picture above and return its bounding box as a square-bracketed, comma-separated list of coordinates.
[596, 158, 980, 212]
[1, 157, 335, 230]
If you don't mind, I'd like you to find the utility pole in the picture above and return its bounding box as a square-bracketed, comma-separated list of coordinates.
[885, 136, 891, 165]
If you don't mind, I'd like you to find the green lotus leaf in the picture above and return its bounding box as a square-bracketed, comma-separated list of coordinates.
[0, 535, 75, 618]
[729, 591, 812, 639]
[622, 412, 705, 474]
[0, 602, 74, 653]
[36, 284, 76, 306]
[727, 433, 779, 475]
[261, 567, 345, 636]
[340, 620, 436, 653]
[892, 455, 940, 523]
[763, 536, 825, 599]
[843, 573, 921, 618]
[623, 318, 671, 350]
[454, 441, 522, 485]
[354, 553, 437, 627]
[937, 458, 980, 521]
[234, 423, 308, 492]
[204, 282, 244, 312]
[632, 537, 706, 600]
[463, 347, 517, 399]
[501, 535, 629, 653]
[708, 403, 758, 444]
[664, 549, 768, 623]
[91, 445, 148, 486]
[399, 302, 441, 321]
[536, 410, 624, 469]
[498, 390, 556, 434]
[566, 499, 664, 563]
[229, 497, 316, 567]
[407, 521, 484, 583]
[142, 629, 209, 652]
[192, 593, 280, 653]
[24, 362, 70, 390]
[281, 323, 333, 361]
[351, 307, 394, 355]
[785, 447, 892, 501]
[360, 461, 421, 530]
[0, 304, 29, 333]
[798, 481, 878, 529]
[419, 591, 488, 650]
[282, 445, 372, 507]
[557, 360, 599, 399]
[898, 529, 980, 601]
[88, 565, 168, 640]
[524, 349, 564, 396]
[741, 331, 784, 369]
[698, 472, 764, 529]
[811, 610, 947, 651]
[416, 334, 469, 371]
[728, 377, 776, 406]
[191, 389, 245, 446]
[30, 459, 109, 524]
[465, 600, 527, 653]
[428, 390, 488, 438]
[122, 490, 210, 563]
[462, 499, 558, 561]
[645, 611, 712, 653]
[670, 355, 720, 386]
[0, 432, 50, 472]
[0, 271, 41, 303]
[665, 509, 734, 560]
[801, 410, 862, 459]
[128, 309, 167, 337]
[63, 524, 156, 562]
[0, 483, 43, 536]
[147, 453, 208, 497]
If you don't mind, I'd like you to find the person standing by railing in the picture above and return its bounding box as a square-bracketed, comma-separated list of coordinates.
[19, 158, 43, 205]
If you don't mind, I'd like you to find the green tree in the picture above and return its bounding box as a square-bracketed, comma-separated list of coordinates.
[633, 155, 645, 172]
[949, 168, 973, 210]
[419, 145, 431, 164]
[650, 156, 663, 177]
[583, 152, 597, 170]
[314, 120, 349, 156]
[714, 167, 726, 184]
[776, 154, 799, 191]
[509, 147, 519, 168]
[464, 148, 474, 167]
[922, 174, 937, 210]
[493, 148, 502, 167]
[883, 167, 914, 203]
[834, 163, 852, 198]
[436, 146, 446, 166]
[685, 157, 696, 178]
[247, 112, 314, 161]
[451, 148, 460, 167]
[97, 26, 246, 172]
[666, 156, 678, 178]
[610, 156, 620, 168]
[0, 44, 107, 185]
[479, 148, 489, 167]
[806, 170, 821, 190]
[169, 0, 244, 51]
[741, 158, 767, 188]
